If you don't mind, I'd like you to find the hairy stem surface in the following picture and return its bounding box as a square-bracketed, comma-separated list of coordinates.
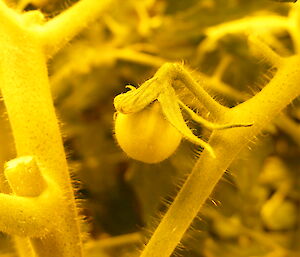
[140, 56, 300, 257]
[42, 0, 113, 56]
[0, 15, 83, 257]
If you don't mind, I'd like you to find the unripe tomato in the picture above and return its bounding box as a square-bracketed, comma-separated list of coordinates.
[114, 102, 182, 163]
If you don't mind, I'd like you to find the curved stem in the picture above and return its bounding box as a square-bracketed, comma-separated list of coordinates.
[155, 63, 229, 118]
[196, 15, 289, 61]
[204, 16, 289, 39]
[0, 179, 62, 237]
[179, 100, 252, 130]
[41, 0, 113, 56]
[140, 55, 300, 257]
[0, 1, 21, 29]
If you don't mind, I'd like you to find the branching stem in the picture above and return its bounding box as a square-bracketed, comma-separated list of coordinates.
[248, 35, 283, 67]
[0, 179, 61, 237]
[42, 0, 113, 56]
[140, 56, 300, 257]
[0, 0, 103, 255]
[155, 63, 229, 118]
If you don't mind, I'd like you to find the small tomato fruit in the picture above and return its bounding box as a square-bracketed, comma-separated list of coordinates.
[114, 102, 182, 163]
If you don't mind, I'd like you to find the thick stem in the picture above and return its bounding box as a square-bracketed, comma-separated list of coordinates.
[0, 180, 61, 237]
[0, 0, 118, 256]
[42, 0, 113, 56]
[140, 56, 300, 257]
[0, 19, 83, 257]
[0, 111, 33, 257]
[2, 156, 62, 239]
[0, 106, 14, 193]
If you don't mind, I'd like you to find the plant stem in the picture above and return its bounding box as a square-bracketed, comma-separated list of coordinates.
[140, 56, 300, 257]
[0, 182, 60, 237]
[42, 0, 113, 56]
[85, 233, 142, 252]
[196, 15, 289, 61]
[156, 63, 229, 118]
[275, 114, 300, 147]
[288, 3, 300, 54]
[205, 16, 289, 40]
[0, 1, 21, 27]
[0, 15, 83, 257]
[248, 35, 283, 67]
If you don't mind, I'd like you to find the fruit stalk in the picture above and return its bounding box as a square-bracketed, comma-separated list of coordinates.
[140, 56, 300, 257]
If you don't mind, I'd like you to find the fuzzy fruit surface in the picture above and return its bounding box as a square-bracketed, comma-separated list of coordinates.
[115, 102, 182, 163]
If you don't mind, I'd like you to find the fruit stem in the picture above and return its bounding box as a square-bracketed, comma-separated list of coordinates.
[140, 55, 300, 257]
